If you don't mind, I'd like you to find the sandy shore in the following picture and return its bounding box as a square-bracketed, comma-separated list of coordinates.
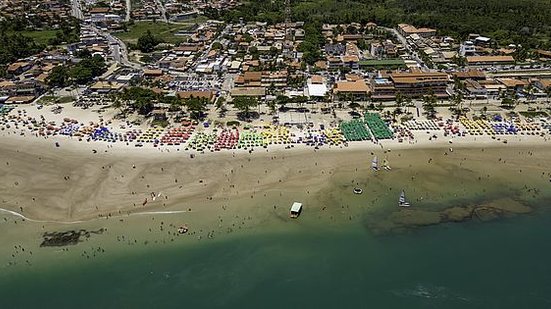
[1, 129, 551, 223]
[2, 133, 551, 271]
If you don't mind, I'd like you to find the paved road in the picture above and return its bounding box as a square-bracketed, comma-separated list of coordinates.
[383, 27, 427, 71]
[71, 0, 84, 20]
[154, 0, 168, 23]
[125, 0, 131, 22]
[70, 0, 141, 70]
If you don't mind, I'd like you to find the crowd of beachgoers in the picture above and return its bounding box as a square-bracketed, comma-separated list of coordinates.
[1, 103, 551, 153]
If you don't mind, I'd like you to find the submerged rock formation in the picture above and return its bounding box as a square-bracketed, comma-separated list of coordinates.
[40, 228, 105, 247]
[370, 198, 533, 234]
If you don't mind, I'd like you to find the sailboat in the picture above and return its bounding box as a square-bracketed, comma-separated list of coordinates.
[382, 157, 391, 171]
[371, 156, 379, 171]
[399, 190, 411, 207]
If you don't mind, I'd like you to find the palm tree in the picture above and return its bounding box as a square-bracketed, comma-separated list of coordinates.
[546, 87, 551, 105]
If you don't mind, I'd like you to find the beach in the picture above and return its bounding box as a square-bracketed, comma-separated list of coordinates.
[2, 133, 551, 307]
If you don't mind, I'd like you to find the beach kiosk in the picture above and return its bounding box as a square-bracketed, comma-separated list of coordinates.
[290, 202, 303, 218]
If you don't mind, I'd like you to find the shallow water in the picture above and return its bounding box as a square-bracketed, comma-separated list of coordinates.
[2, 212, 551, 308]
[2, 146, 551, 308]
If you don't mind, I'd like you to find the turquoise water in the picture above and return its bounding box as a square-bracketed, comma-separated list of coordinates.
[2, 212, 551, 308]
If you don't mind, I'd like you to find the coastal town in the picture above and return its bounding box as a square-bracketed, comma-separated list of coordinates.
[1, 0, 551, 153]
[3, 2, 551, 306]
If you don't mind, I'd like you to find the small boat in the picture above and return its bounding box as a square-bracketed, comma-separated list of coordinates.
[353, 187, 363, 194]
[399, 190, 411, 207]
[178, 225, 189, 234]
[382, 158, 391, 170]
[290, 202, 302, 218]
[371, 156, 379, 171]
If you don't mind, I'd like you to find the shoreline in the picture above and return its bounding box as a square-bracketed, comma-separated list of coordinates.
[1, 132, 551, 223]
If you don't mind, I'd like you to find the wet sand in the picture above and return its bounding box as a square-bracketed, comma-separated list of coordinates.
[1, 135, 551, 271]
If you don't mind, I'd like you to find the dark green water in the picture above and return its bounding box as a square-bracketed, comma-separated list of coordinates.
[2, 212, 551, 308]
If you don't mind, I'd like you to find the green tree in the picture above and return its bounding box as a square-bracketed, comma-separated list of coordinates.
[422, 90, 438, 119]
[233, 96, 258, 120]
[46, 66, 70, 87]
[69, 65, 92, 85]
[119, 87, 158, 115]
[137, 30, 159, 53]
[185, 97, 208, 119]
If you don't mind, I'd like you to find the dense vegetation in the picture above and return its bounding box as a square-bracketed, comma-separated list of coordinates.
[46, 52, 107, 87]
[0, 17, 80, 70]
[216, 0, 551, 49]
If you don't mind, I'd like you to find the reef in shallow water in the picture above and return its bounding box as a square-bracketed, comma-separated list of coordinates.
[40, 228, 105, 247]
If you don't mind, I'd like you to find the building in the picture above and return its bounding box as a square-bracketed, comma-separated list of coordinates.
[459, 41, 476, 57]
[306, 75, 328, 98]
[390, 72, 449, 98]
[261, 70, 287, 87]
[90, 81, 124, 93]
[397, 24, 436, 38]
[466, 56, 515, 66]
[534, 79, 551, 91]
[464, 79, 487, 99]
[333, 80, 370, 100]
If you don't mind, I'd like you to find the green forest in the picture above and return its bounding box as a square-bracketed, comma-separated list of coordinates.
[216, 0, 551, 49]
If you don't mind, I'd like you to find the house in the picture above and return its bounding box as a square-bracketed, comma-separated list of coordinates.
[261, 70, 287, 87]
[143, 69, 163, 77]
[342, 55, 359, 70]
[397, 24, 436, 38]
[333, 80, 370, 100]
[324, 44, 345, 56]
[90, 81, 124, 93]
[464, 79, 487, 99]
[5, 95, 35, 104]
[7, 61, 32, 75]
[453, 70, 486, 80]
[459, 41, 476, 57]
[466, 56, 515, 66]
[497, 78, 528, 92]
[533, 79, 551, 91]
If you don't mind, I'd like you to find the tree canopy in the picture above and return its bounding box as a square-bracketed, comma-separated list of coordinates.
[137, 30, 160, 53]
[46, 54, 106, 86]
[217, 0, 551, 49]
[233, 96, 258, 120]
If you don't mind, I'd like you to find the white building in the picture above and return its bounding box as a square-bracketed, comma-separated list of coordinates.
[459, 41, 476, 57]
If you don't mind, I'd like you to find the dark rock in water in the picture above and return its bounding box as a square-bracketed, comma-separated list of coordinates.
[40, 228, 105, 247]
[441, 206, 474, 222]
[473, 207, 502, 222]
[369, 198, 533, 234]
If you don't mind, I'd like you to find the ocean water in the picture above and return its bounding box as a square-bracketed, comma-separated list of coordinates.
[2, 147, 551, 308]
[2, 211, 551, 309]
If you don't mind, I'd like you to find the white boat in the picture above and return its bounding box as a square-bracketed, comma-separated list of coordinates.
[353, 187, 363, 194]
[371, 156, 379, 171]
[290, 202, 302, 218]
[382, 158, 391, 170]
[399, 190, 411, 207]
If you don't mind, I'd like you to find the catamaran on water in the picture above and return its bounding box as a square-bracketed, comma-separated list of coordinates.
[382, 157, 391, 171]
[399, 190, 411, 207]
[371, 156, 379, 171]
